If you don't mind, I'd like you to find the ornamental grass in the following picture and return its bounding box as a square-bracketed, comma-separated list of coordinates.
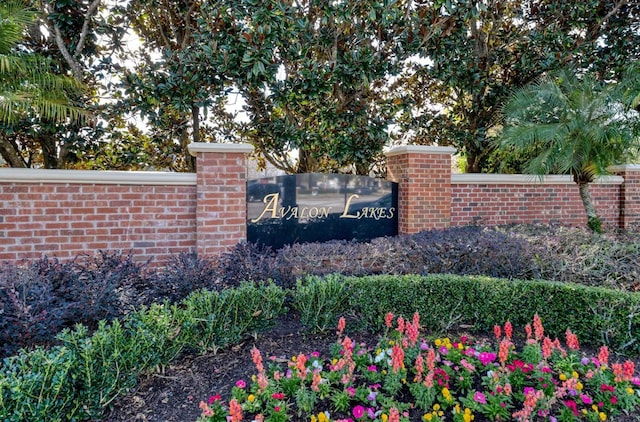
[197, 314, 639, 422]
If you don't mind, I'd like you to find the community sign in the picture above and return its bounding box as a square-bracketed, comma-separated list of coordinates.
[247, 173, 398, 249]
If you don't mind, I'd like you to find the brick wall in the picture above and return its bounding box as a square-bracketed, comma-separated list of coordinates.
[611, 165, 640, 231]
[385, 146, 636, 234]
[0, 143, 253, 266]
[450, 175, 622, 228]
[1, 144, 638, 267]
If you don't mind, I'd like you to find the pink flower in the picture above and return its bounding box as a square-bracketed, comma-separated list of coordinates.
[565, 329, 580, 350]
[229, 398, 243, 422]
[235, 380, 246, 389]
[337, 317, 346, 336]
[598, 346, 609, 366]
[346, 387, 356, 397]
[208, 394, 221, 404]
[493, 325, 502, 340]
[385, 312, 394, 328]
[352, 405, 365, 419]
[473, 391, 487, 404]
[478, 351, 496, 366]
[533, 314, 544, 340]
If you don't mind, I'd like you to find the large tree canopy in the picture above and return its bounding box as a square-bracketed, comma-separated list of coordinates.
[399, 0, 640, 172]
[2, 0, 639, 173]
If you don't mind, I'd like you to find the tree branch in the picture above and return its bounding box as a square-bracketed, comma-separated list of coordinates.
[74, 0, 102, 60]
[52, 24, 83, 81]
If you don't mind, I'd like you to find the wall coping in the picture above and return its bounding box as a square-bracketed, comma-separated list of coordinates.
[451, 173, 624, 185]
[385, 145, 457, 157]
[608, 164, 640, 172]
[188, 142, 254, 156]
[0, 168, 197, 185]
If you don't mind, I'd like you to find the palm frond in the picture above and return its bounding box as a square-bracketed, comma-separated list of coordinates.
[0, 1, 35, 54]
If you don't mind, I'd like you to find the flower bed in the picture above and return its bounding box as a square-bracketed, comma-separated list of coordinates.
[198, 314, 640, 422]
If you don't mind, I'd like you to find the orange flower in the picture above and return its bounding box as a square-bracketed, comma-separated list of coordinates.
[565, 329, 580, 350]
[229, 398, 243, 422]
[391, 344, 405, 373]
[498, 339, 511, 365]
[337, 317, 346, 337]
[504, 321, 513, 341]
[533, 314, 544, 341]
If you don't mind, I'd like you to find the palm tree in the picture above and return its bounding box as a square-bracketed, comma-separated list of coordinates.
[0, 1, 85, 137]
[495, 68, 640, 232]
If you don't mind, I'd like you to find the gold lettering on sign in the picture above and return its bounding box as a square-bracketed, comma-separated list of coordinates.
[251, 193, 280, 223]
[340, 194, 360, 219]
[251, 192, 395, 222]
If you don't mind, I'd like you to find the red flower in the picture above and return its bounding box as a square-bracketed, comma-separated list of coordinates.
[271, 392, 286, 400]
[208, 394, 221, 404]
[564, 400, 579, 416]
[600, 384, 615, 393]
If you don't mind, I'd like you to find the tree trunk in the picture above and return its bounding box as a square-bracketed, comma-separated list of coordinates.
[578, 181, 601, 232]
[0, 135, 27, 167]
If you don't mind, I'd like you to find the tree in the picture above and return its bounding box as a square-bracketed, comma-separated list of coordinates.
[208, 0, 416, 174]
[495, 68, 640, 232]
[399, 0, 640, 173]
[0, 0, 86, 168]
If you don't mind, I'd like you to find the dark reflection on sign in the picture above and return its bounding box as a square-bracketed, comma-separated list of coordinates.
[247, 173, 398, 249]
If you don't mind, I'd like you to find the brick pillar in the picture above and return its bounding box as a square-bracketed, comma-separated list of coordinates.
[188, 143, 253, 257]
[610, 165, 640, 231]
[385, 145, 456, 234]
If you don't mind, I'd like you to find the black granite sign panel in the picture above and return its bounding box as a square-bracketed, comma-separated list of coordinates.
[247, 173, 398, 249]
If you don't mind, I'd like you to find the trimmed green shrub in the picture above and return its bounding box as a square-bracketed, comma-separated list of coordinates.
[176, 282, 288, 354]
[292, 274, 350, 331]
[295, 274, 640, 356]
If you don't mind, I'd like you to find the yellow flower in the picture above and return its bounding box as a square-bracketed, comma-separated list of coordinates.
[442, 387, 452, 401]
[332, 358, 338, 365]
[247, 394, 255, 402]
[572, 371, 579, 379]
[292, 355, 297, 362]
[381, 414, 388, 422]
[435, 339, 442, 347]
[576, 381, 584, 391]
[432, 404, 441, 411]
[592, 404, 599, 411]
[559, 373, 567, 381]
[318, 412, 329, 422]
[627, 387, 635, 395]
[582, 409, 588, 415]
[454, 403, 461, 414]
[599, 412, 607, 421]
[423, 414, 432, 421]
[463, 408, 474, 422]
[310, 416, 317, 422]
[389, 340, 395, 346]
[251, 375, 257, 382]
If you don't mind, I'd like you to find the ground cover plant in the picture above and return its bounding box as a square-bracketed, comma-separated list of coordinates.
[196, 314, 640, 422]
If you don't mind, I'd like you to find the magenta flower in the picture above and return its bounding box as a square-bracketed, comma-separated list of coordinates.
[478, 352, 496, 366]
[580, 394, 592, 405]
[473, 391, 486, 404]
[352, 405, 365, 419]
[367, 365, 377, 372]
[235, 380, 246, 389]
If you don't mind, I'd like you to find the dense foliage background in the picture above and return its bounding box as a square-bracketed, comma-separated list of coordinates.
[2, 0, 639, 173]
